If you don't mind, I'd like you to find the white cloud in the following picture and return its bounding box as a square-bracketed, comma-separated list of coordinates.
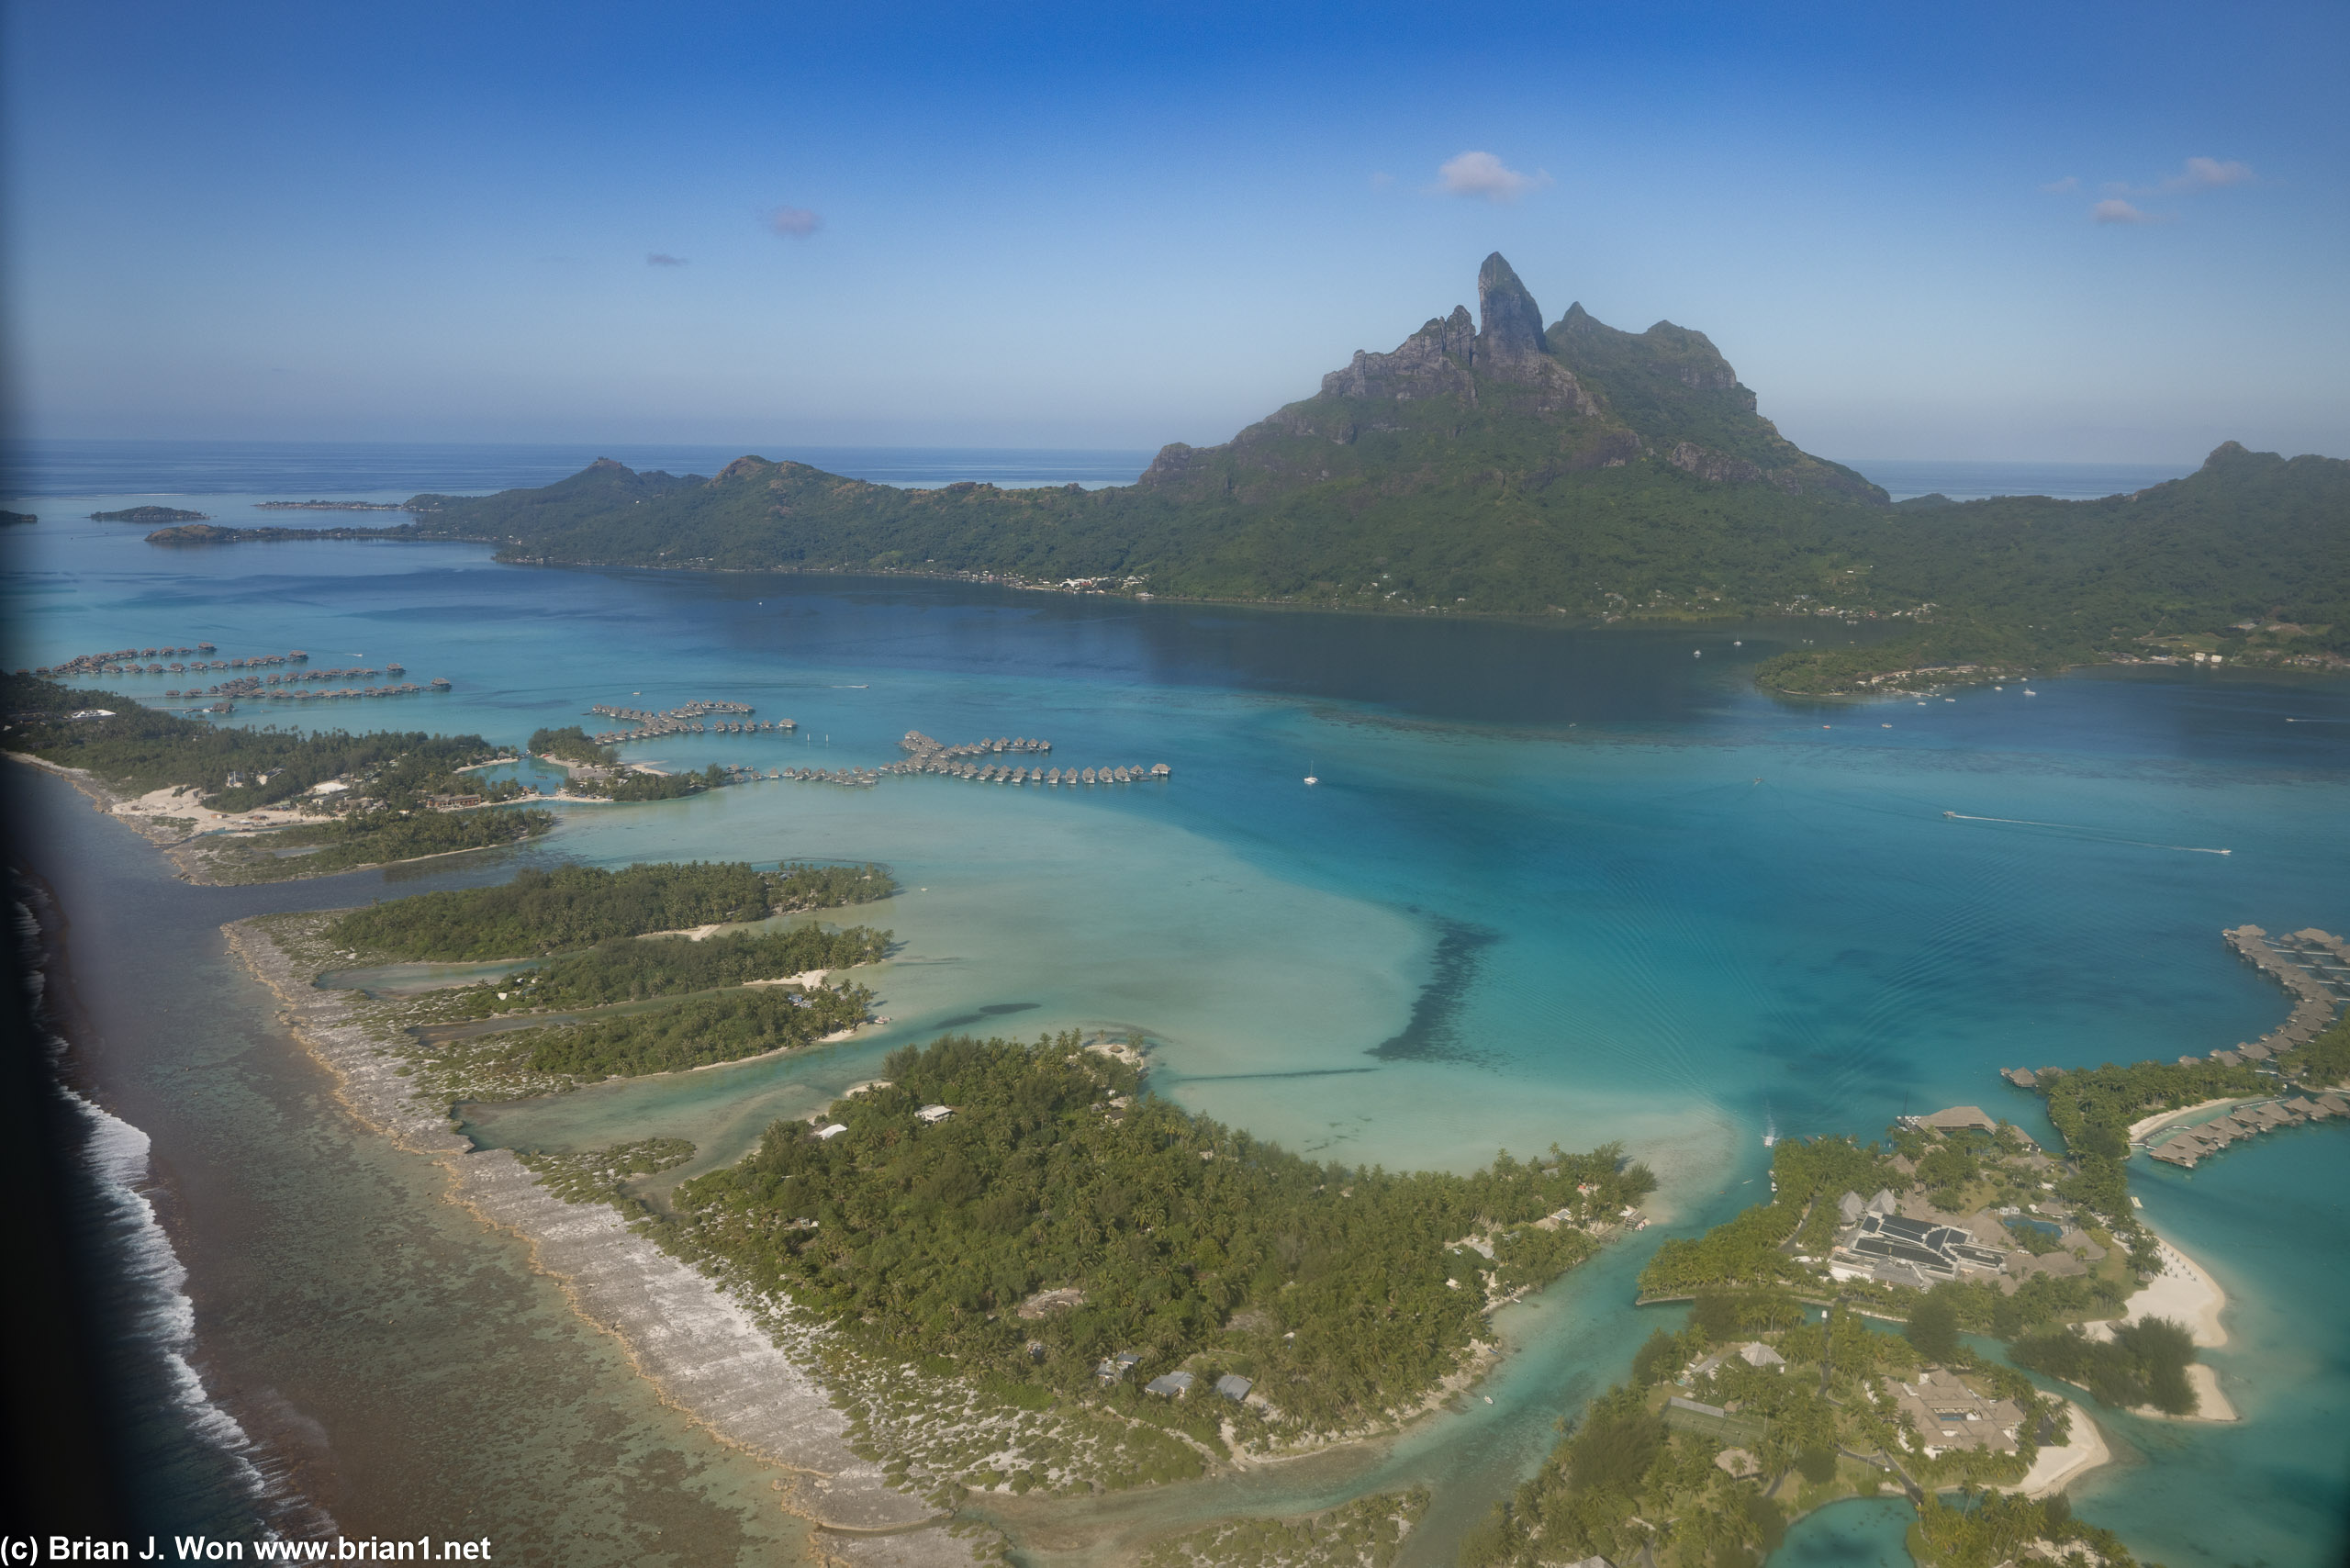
[767, 206, 823, 238]
[1369, 170, 1394, 190]
[1430, 151, 1552, 203]
[2039, 175, 2080, 194]
[2165, 156, 2255, 190]
[646, 252, 689, 266]
[2092, 198, 2163, 225]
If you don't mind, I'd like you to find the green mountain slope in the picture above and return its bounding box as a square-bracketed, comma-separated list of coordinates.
[381, 253, 2347, 688]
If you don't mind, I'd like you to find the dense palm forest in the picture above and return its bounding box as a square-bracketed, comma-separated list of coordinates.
[676, 1033, 1655, 1428]
[327, 860, 896, 958]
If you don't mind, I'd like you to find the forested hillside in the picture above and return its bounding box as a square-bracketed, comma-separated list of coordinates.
[154, 254, 2344, 690]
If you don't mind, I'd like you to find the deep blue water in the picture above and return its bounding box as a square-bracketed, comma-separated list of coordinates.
[5, 444, 2346, 1565]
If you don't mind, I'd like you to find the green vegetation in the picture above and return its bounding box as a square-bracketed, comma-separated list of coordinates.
[2, 672, 517, 812]
[91, 505, 207, 522]
[517, 1137, 696, 1209]
[2009, 1316, 2198, 1416]
[1460, 1302, 2067, 1568]
[1639, 1119, 2152, 1354]
[574, 765, 724, 801]
[499, 983, 873, 1081]
[769, 861, 896, 910]
[1910, 1490, 2133, 1568]
[676, 1033, 1653, 1430]
[2276, 1012, 2350, 1087]
[455, 924, 891, 1015]
[2028, 1057, 2266, 1222]
[2032, 1058, 2266, 1162]
[367, 260, 2345, 690]
[529, 725, 617, 766]
[1137, 1488, 1431, 1568]
[201, 805, 555, 882]
[1638, 1135, 1891, 1295]
[325, 860, 890, 958]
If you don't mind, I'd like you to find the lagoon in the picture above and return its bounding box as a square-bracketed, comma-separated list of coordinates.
[6, 455, 2349, 1566]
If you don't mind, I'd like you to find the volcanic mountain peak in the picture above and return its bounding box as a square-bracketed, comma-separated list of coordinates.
[1142, 252, 1873, 500]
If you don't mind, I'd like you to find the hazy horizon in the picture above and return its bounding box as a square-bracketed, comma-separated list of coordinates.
[7, 1, 2345, 464]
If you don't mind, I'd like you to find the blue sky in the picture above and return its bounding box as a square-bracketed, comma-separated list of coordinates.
[6, 0, 2344, 461]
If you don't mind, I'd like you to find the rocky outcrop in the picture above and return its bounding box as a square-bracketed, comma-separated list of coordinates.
[1474, 252, 1550, 364]
[1316, 305, 1482, 406]
[1263, 252, 1604, 431]
[1668, 442, 1765, 485]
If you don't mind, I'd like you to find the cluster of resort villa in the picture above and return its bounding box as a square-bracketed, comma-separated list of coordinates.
[1669, 1342, 2029, 1462]
[761, 731, 1171, 790]
[588, 699, 775, 744]
[2001, 925, 2350, 1172]
[1090, 1351, 1256, 1405]
[36, 640, 230, 678]
[29, 642, 453, 711]
[2145, 1092, 2350, 1168]
[1796, 1106, 2112, 1294]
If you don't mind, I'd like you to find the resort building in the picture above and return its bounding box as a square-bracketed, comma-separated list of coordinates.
[1144, 1372, 1194, 1397]
[1828, 1201, 2009, 1285]
[1688, 1341, 1786, 1380]
[915, 1103, 955, 1125]
[1900, 1105, 1999, 1136]
[1882, 1368, 2026, 1456]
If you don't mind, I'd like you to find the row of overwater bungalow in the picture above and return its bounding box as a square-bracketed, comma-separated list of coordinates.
[2210, 925, 2350, 1064]
[37, 640, 247, 678]
[2005, 925, 2348, 1092]
[588, 700, 788, 745]
[2149, 1092, 2350, 1167]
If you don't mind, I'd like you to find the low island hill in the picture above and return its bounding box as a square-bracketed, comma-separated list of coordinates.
[350, 253, 2348, 687]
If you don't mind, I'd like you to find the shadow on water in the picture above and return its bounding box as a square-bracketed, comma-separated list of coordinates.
[1370, 918, 1500, 1064]
[934, 1001, 1044, 1028]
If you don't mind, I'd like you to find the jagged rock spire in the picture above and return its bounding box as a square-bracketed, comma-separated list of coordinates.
[1476, 253, 1548, 361]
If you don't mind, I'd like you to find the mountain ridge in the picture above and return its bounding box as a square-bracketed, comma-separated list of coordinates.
[149, 254, 2348, 689]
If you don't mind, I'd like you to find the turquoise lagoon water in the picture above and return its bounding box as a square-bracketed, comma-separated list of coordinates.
[1774, 1498, 1918, 1568]
[6, 472, 2350, 1564]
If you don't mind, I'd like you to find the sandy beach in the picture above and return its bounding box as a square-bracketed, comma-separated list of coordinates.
[225, 913, 988, 1565]
[2005, 1400, 2109, 1498]
[2128, 1098, 2244, 1144]
[2123, 1234, 2230, 1349]
[2073, 1228, 2239, 1420]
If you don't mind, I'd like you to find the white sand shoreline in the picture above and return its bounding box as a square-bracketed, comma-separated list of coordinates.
[2004, 1399, 2109, 1498]
[2121, 1230, 2229, 1349]
[2075, 1225, 2237, 1422]
[2128, 1097, 2244, 1143]
[224, 915, 984, 1564]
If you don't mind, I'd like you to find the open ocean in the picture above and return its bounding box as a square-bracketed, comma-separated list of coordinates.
[3, 442, 2344, 1566]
